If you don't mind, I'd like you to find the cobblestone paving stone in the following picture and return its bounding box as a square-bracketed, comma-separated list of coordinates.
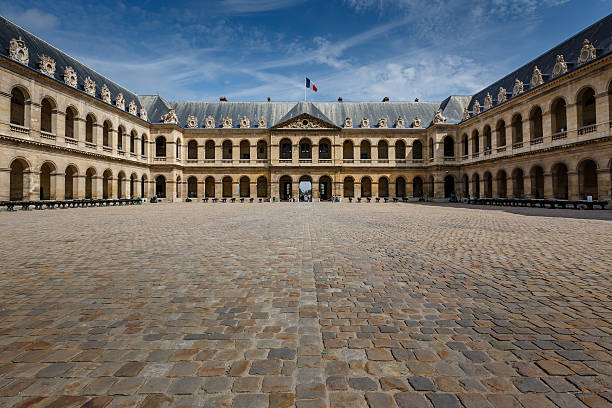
[0, 202, 611, 408]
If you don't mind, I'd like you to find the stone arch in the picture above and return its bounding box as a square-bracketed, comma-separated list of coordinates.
[378, 140, 389, 160]
[444, 175, 455, 198]
[529, 106, 543, 141]
[280, 138, 292, 159]
[343, 176, 355, 197]
[412, 140, 423, 160]
[461, 133, 469, 156]
[239, 140, 250, 160]
[187, 140, 198, 160]
[155, 175, 166, 198]
[64, 164, 79, 200]
[319, 175, 332, 200]
[511, 114, 523, 145]
[299, 138, 312, 159]
[9, 157, 30, 200]
[361, 176, 372, 197]
[257, 176, 268, 197]
[40, 161, 57, 200]
[496, 120, 506, 147]
[40, 96, 56, 133]
[257, 140, 268, 160]
[496, 169, 508, 198]
[141, 133, 148, 156]
[551, 162, 568, 199]
[550, 97, 567, 134]
[239, 176, 250, 197]
[222, 140, 233, 160]
[395, 140, 406, 160]
[279, 175, 292, 200]
[129, 173, 137, 198]
[222, 176, 233, 197]
[443, 135, 454, 157]
[176, 138, 181, 159]
[462, 174, 469, 198]
[378, 176, 389, 197]
[141, 174, 148, 197]
[10, 86, 29, 127]
[103, 120, 112, 147]
[413, 176, 424, 198]
[360, 140, 371, 160]
[319, 138, 332, 160]
[130, 130, 137, 153]
[483, 172, 493, 198]
[205, 176, 215, 198]
[577, 158, 598, 199]
[472, 129, 480, 153]
[529, 165, 545, 198]
[483, 125, 492, 150]
[471, 173, 480, 198]
[117, 125, 125, 150]
[85, 167, 96, 199]
[343, 140, 354, 160]
[86, 113, 96, 143]
[117, 170, 126, 199]
[428, 138, 434, 159]
[102, 169, 113, 199]
[426, 175, 434, 198]
[65, 106, 78, 139]
[205, 140, 215, 160]
[155, 136, 167, 157]
[395, 176, 406, 197]
[512, 168, 525, 198]
[576, 87, 596, 127]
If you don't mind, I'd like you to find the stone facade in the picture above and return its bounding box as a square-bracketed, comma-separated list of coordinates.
[1, 25, 611, 203]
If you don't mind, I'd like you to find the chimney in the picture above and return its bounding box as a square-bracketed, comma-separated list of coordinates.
[267, 97, 271, 102]
[338, 97, 343, 102]
[220, 96, 227, 102]
[382, 97, 389, 102]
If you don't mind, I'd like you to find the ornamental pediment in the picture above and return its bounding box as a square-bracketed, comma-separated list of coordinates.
[273, 113, 338, 130]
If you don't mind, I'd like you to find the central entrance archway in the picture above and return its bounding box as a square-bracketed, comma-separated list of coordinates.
[279, 175, 292, 201]
[299, 175, 312, 202]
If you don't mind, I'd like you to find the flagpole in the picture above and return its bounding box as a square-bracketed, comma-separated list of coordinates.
[304, 77, 306, 101]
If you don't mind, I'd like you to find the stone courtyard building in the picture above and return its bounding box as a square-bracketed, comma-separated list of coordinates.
[0, 14, 611, 203]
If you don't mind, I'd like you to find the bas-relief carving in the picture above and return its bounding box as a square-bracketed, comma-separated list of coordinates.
[483, 93, 493, 110]
[139, 108, 148, 121]
[116, 93, 125, 110]
[161, 108, 178, 124]
[187, 115, 198, 128]
[222, 117, 233, 128]
[377, 118, 387, 128]
[128, 101, 137, 116]
[283, 116, 328, 129]
[472, 100, 481, 115]
[578, 39, 596, 65]
[240, 116, 250, 128]
[39, 54, 55, 77]
[552, 55, 568, 78]
[530, 66, 543, 88]
[205, 116, 215, 128]
[412, 117, 422, 128]
[258, 117, 267, 128]
[84, 76, 96, 96]
[101, 84, 111, 104]
[9, 37, 28, 65]
[433, 109, 446, 124]
[395, 116, 405, 128]
[64, 66, 77, 88]
[497, 87, 507, 104]
[344, 117, 353, 128]
[360, 117, 370, 128]
[512, 79, 524, 97]
[462, 108, 470, 121]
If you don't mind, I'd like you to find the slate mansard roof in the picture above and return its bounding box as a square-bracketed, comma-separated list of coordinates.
[467, 13, 612, 117]
[0, 15, 143, 115]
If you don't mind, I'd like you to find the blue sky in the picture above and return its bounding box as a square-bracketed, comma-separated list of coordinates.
[1, 0, 610, 102]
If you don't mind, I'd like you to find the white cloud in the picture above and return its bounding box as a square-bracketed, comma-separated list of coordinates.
[3, 7, 59, 33]
[221, 0, 306, 13]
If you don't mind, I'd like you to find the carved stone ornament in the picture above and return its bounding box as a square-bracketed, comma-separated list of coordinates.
[512, 79, 524, 97]
[222, 117, 233, 128]
[462, 108, 470, 121]
[205, 116, 215, 128]
[84, 76, 96, 96]
[139, 108, 148, 121]
[472, 100, 481, 115]
[578, 39, 597, 65]
[128, 101, 137, 115]
[552, 55, 568, 78]
[497, 87, 507, 104]
[101, 84, 111, 103]
[344, 117, 353, 128]
[161, 108, 178, 124]
[39, 54, 55, 77]
[483, 93, 493, 110]
[530, 66, 543, 89]
[360, 117, 370, 128]
[239, 116, 250, 128]
[378, 118, 387, 128]
[115, 93, 125, 110]
[412, 117, 422, 128]
[433, 109, 447, 124]
[187, 115, 198, 128]
[64, 66, 77, 87]
[258, 117, 266, 128]
[9, 37, 29, 65]
[396, 116, 405, 128]
[284, 116, 327, 129]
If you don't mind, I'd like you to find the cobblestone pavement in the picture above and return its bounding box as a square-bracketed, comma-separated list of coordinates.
[0, 202, 611, 408]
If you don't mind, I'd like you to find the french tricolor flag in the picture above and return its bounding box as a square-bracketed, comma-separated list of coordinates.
[306, 77, 317, 92]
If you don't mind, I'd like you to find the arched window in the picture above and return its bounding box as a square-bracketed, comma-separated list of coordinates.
[205, 176, 215, 198]
[117, 126, 124, 150]
[529, 107, 543, 142]
[378, 177, 389, 197]
[428, 138, 434, 159]
[65, 107, 77, 139]
[343, 140, 354, 160]
[86, 114, 95, 143]
[412, 140, 423, 160]
[176, 138, 181, 158]
[280, 139, 292, 159]
[483, 125, 492, 150]
[240, 140, 250, 160]
[205, 140, 215, 160]
[472, 130, 480, 153]
[319, 138, 331, 160]
[10, 88, 27, 126]
[395, 177, 406, 197]
[141, 134, 147, 156]
[130, 131, 136, 153]
[443, 136, 454, 157]
[360, 140, 371, 160]
[461, 134, 468, 156]
[222, 176, 233, 197]
[299, 138, 312, 159]
[257, 140, 267, 160]
[551, 98, 567, 134]
[103, 121, 111, 147]
[577, 88, 596, 127]
[222, 140, 233, 160]
[155, 136, 166, 157]
[188, 140, 198, 159]
[395, 140, 406, 160]
[378, 140, 388, 160]
[41, 98, 54, 133]
[361, 177, 372, 197]
[343, 176, 354, 197]
[188, 176, 198, 197]
[239, 176, 250, 197]
[496, 120, 506, 147]
[511, 114, 523, 145]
